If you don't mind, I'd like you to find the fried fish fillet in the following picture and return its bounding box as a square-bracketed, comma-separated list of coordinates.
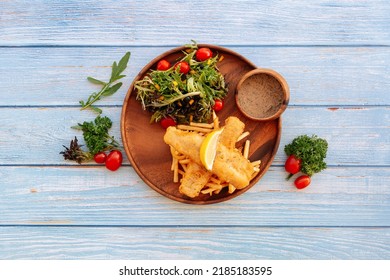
[212, 116, 253, 189]
[213, 143, 253, 189]
[179, 160, 212, 198]
[164, 126, 203, 166]
[218, 116, 245, 149]
[164, 116, 255, 196]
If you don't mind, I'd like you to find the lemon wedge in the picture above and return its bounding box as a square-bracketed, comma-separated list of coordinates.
[200, 128, 224, 171]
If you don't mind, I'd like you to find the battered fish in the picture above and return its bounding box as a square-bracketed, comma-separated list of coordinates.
[179, 160, 212, 198]
[164, 116, 255, 197]
[164, 127, 203, 166]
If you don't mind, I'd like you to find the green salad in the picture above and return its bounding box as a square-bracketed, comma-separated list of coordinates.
[135, 42, 228, 125]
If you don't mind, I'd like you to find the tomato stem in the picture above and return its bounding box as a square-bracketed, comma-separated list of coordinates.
[286, 173, 294, 180]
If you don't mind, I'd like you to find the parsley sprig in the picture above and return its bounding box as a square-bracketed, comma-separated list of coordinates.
[284, 135, 328, 177]
[79, 52, 131, 114]
[72, 116, 120, 155]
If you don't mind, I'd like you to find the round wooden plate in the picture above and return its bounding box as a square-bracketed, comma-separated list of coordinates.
[121, 44, 282, 204]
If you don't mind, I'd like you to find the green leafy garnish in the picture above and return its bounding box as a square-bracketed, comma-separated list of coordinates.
[284, 135, 328, 176]
[134, 42, 228, 124]
[79, 52, 131, 114]
[72, 116, 120, 155]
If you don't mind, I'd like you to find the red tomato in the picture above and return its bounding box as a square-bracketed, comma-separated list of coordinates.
[160, 116, 176, 129]
[294, 175, 311, 189]
[196, 47, 213, 61]
[285, 155, 302, 175]
[157, 59, 171, 71]
[105, 150, 123, 171]
[174, 61, 190, 74]
[94, 152, 107, 164]
[212, 99, 224, 112]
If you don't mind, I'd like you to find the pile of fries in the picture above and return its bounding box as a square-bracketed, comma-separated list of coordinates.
[169, 113, 261, 196]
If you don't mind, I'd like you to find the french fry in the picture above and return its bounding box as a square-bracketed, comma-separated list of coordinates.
[189, 122, 214, 128]
[178, 169, 185, 176]
[251, 160, 261, 166]
[228, 184, 236, 194]
[173, 157, 179, 182]
[179, 159, 190, 165]
[243, 140, 250, 159]
[201, 188, 215, 195]
[209, 176, 221, 184]
[177, 124, 213, 133]
[213, 111, 219, 130]
[237, 131, 250, 142]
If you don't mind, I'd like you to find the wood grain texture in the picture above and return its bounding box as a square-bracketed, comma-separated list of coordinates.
[0, 47, 389, 106]
[0, 226, 389, 259]
[1, 166, 389, 226]
[0, 0, 389, 46]
[1, 0, 389, 260]
[0, 107, 388, 166]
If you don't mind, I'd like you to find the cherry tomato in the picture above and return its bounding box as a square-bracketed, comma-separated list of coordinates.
[294, 175, 311, 189]
[174, 61, 190, 74]
[160, 116, 176, 129]
[285, 155, 302, 175]
[94, 152, 107, 164]
[212, 99, 224, 112]
[196, 47, 213, 61]
[157, 59, 171, 71]
[105, 150, 123, 171]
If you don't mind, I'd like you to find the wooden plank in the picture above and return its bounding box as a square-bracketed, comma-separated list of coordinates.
[0, 226, 389, 259]
[1, 0, 389, 46]
[0, 47, 389, 106]
[0, 166, 389, 226]
[0, 107, 388, 166]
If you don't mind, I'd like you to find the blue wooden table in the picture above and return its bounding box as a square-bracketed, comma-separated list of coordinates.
[1, 0, 389, 259]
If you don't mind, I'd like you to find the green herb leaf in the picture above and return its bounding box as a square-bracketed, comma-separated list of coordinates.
[76, 115, 119, 155]
[87, 77, 106, 85]
[102, 82, 122, 97]
[90, 105, 103, 115]
[110, 52, 131, 83]
[284, 135, 328, 177]
[79, 51, 131, 113]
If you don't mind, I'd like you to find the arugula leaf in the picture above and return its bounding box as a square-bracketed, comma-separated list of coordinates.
[80, 51, 131, 113]
[102, 82, 122, 97]
[110, 52, 131, 83]
[87, 77, 106, 85]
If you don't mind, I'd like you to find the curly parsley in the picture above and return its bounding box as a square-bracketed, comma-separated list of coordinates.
[284, 135, 328, 176]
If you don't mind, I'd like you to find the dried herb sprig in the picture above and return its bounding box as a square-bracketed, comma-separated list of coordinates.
[60, 137, 92, 164]
[79, 52, 131, 114]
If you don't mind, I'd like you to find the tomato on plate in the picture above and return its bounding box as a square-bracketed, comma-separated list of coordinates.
[160, 116, 176, 129]
[212, 99, 224, 112]
[174, 61, 190, 74]
[294, 175, 311, 189]
[94, 152, 107, 164]
[105, 150, 123, 171]
[157, 59, 171, 71]
[196, 48, 213, 61]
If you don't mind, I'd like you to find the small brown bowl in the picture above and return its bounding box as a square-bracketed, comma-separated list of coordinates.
[235, 68, 290, 121]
